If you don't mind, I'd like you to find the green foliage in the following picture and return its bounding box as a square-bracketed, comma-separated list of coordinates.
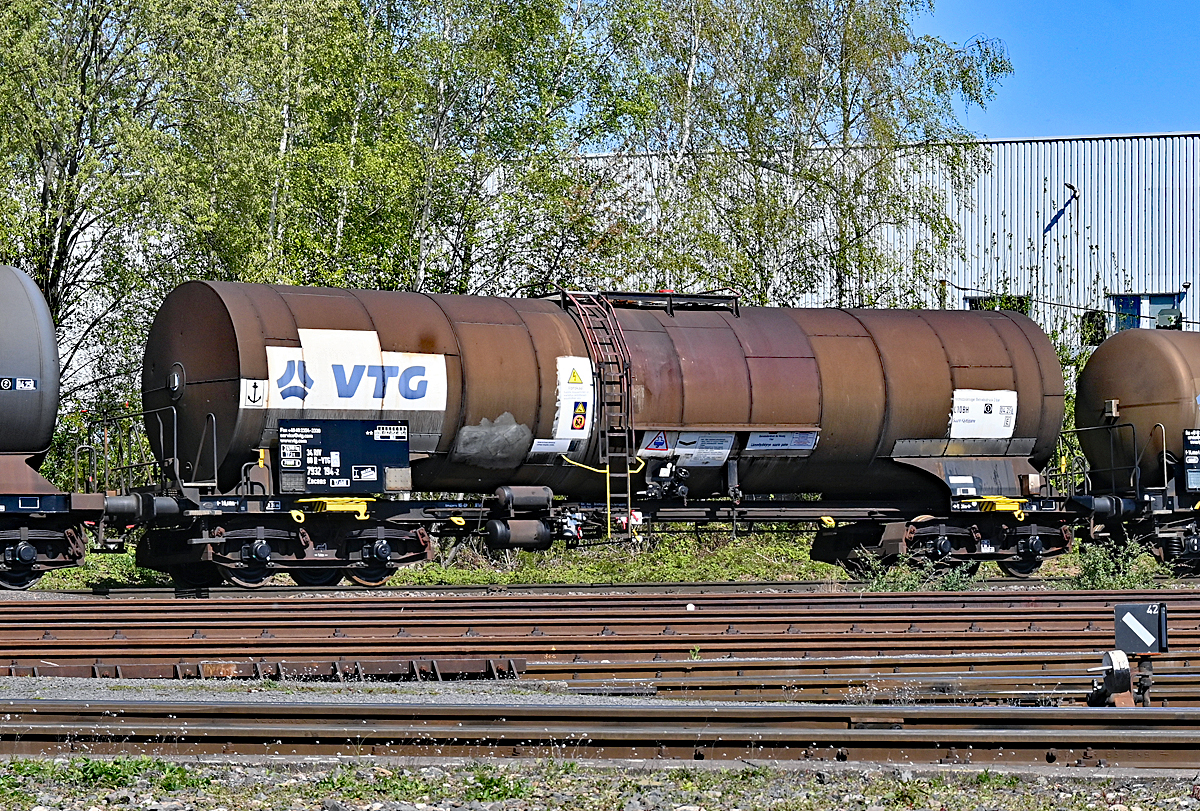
[315, 767, 428, 801]
[392, 527, 841, 586]
[882, 777, 932, 808]
[3, 757, 207, 792]
[2, 0, 1010, 439]
[36, 549, 172, 591]
[462, 767, 531, 803]
[973, 769, 1020, 788]
[618, 0, 1011, 305]
[1067, 538, 1165, 591]
[857, 553, 983, 593]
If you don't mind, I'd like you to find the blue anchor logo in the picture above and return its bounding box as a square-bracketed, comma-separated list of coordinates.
[277, 360, 314, 400]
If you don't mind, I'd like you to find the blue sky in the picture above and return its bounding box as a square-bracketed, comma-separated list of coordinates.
[915, 0, 1200, 140]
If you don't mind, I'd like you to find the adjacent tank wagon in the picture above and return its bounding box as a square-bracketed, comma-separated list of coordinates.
[0, 266, 103, 588]
[1074, 328, 1200, 569]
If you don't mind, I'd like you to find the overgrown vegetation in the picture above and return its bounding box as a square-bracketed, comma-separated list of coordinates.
[3, 757, 208, 794]
[36, 549, 171, 591]
[37, 529, 1169, 593]
[398, 528, 842, 586]
[1064, 538, 1166, 590]
[856, 553, 987, 593]
[0, 757, 1192, 811]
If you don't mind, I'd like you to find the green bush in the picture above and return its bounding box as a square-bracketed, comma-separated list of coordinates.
[36, 550, 171, 590]
[1067, 539, 1165, 590]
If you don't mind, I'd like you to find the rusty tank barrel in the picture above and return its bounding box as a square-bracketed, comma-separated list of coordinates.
[1076, 328, 1200, 491]
[142, 282, 1063, 506]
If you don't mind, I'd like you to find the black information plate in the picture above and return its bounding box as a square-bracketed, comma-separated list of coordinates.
[276, 420, 410, 495]
[1114, 602, 1168, 655]
[1184, 429, 1200, 492]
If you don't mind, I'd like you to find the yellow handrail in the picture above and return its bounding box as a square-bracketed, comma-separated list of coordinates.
[560, 454, 645, 538]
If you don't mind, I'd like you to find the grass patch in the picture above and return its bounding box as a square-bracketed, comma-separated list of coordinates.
[462, 766, 531, 802]
[395, 528, 843, 586]
[36, 550, 171, 591]
[313, 767, 429, 802]
[3, 757, 207, 792]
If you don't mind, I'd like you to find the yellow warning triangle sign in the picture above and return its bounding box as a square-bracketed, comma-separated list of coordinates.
[568, 368, 583, 385]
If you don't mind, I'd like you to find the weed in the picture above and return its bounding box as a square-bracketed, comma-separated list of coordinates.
[0, 773, 31, 806]
[37, 551, 170, 590]
[973, 769, 1020, 788]
[462, 767, 530, 802]
[882, 777, 931, 807]
[315, 768, 360, 797]
[1, 757, 208, 792]
[376, 772, 427, 800]
[857, 553, 982, 593]
[540, 760, 580, 779]
[394, 527, 843, 587]
[1068, 538, 1166, 590]
[688, 645, 702, 660]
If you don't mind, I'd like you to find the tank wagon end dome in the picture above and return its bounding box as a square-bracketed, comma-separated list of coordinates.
[0, 266, 59, 456]
[1077, 328, 1200, 488]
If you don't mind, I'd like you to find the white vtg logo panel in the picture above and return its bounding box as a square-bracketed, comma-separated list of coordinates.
[244, 329, 448, 411]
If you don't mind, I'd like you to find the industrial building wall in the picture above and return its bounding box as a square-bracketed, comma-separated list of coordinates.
[939, 132, 1200, 344]
[577, 133, 1200, 345]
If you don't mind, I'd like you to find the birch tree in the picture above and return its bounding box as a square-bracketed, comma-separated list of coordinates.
[618, 0, 1011, 306]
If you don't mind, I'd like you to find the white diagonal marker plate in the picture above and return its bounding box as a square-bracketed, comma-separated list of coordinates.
[1121, 611, 1156, 646]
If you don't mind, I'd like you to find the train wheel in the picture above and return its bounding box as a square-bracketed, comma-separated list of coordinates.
[221, 565, 272, 588]
[289, 569, 344, 587]
[168, 563, 223, 588]
[345, 566, 392, 588]
[0, 570, 39, 590]
[998, 559, 1041, 578]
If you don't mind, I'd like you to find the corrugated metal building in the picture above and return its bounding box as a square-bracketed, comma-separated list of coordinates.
[939, 132, 1200, 345]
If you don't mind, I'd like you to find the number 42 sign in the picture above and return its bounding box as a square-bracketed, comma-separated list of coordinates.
[1114, 602, 1168, 654]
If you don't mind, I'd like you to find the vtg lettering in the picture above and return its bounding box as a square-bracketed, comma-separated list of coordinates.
[332, 364, 428, 400]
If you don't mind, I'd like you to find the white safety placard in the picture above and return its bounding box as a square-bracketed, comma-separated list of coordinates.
[553, 356, 595, 440]
[949, 389, 1018, 439]
[745, 431, 819, 452]
[259, 329, 448, 412]
[675, 432, 735, 467]
[529, 438, 573, 455]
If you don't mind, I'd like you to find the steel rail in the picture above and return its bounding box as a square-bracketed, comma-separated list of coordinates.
[2, 700, 1200, 767]
[0, 591, 1193, 671]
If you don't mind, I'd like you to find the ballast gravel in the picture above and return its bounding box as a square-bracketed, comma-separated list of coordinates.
[0, 678, 1198, 809]
[4, 757, 1200, 811]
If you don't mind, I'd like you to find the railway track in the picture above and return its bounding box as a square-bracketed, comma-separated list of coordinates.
[3, 700, 1200, 768]
[0, 589, 1189, 705]
[1, 588, 1198, 767]
[0, 589, 1192, 665]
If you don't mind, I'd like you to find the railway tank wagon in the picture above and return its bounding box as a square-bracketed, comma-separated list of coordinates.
[0, 266, 104, 588]
[134, 282, 1070, 586]
[1074, 328, 1200, 569]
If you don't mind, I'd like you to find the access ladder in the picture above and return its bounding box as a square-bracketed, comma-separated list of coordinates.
[559, 291, 637, 538]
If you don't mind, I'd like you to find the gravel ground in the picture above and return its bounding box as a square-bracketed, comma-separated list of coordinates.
[0, 677, 676, 706]
[0, 678, 1199, 809]
[2, 755, 1200, 811]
